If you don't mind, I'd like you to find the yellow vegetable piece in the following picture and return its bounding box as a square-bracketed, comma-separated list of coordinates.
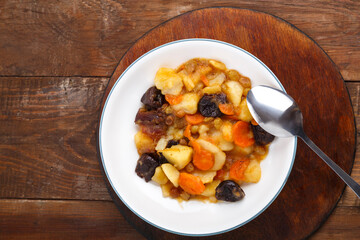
[152, 166, 169, 185]
[154, 67, 183, 95]
[159, 145, 193, 170]
[161, 163, 180, 187]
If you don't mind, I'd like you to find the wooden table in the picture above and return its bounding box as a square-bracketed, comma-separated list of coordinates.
[0, 1, 359, 239]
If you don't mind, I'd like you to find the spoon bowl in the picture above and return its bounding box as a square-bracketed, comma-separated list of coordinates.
[247, 85, 360, 198]
[247, 86, 303, 138]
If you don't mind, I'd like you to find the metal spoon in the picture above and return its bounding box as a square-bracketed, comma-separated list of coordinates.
[246, 85, 360, 198]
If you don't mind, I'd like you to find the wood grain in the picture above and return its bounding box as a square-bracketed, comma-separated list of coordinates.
[337, 82, 360, 207]
[310, 206, 360, 240]
[0, 0, 359, 80]
[0, 199, 358, 240]
[0, 199, 145, 240]
[0, 77, 111, 200]
[0, 78, 359, 204]
[0, 1, 359, 239]
[0, 79, 358, 238]
[98, 7, 356, 239]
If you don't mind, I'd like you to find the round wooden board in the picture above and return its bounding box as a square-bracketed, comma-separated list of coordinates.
[97, 7, 356, 239]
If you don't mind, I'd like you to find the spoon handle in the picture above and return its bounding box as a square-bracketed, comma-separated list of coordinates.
[299, 133, 360, 198]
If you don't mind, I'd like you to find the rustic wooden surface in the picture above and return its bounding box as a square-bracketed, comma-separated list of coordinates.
[0, 1, 359, 239]
[99, 7, 356, 240]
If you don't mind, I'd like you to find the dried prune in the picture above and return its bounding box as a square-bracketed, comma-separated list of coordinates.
[139, 124, 167, 141]
[198, 93, 227, 117]
[158, 152, 168, 164]
[135, 108, 167, 125]
[141, 86, 165, 110]
[251, 123, 275, 145]
[215, 180, 245, 202]
[166, 139, 179, 148]
[135, 153, 160, 182]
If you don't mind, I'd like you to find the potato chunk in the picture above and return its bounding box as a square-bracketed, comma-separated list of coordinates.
[159, 145, 193, 170]
[209, 60, 226, 71]
[223, 80, 244, 107]
[220, 121, 233, 142]
[152, 166, 168, 185]
[243, 160, 261, 183]
[161, 182, 173, 197]
[178, 70, 195, 91]
[198, 65, 213, 75]
[238, 99, 253, 122]
[218, 138, 234, 151]
[172, 93, 200, 115]
[155, 136, 171, 151]
[192, 170, 217, 184]
[134, 131, 155, 154]
[201, 180, 221, 197]
[202, 85, 222, 94]
[154, 68, 183, 95]
[161, 163, 180, 187]
[209, 72, 226, 86]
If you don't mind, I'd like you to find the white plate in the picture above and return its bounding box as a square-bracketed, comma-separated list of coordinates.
[99, 39, 297, 236]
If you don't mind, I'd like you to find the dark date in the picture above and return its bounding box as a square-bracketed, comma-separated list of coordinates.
[198, 93, 227, 117]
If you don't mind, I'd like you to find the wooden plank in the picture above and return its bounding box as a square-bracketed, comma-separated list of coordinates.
[0, 199, 145, 240]
[310, 206, 360, 240]
[338, 82, 360, 206]
[0, 77, 359, 205]
[0, 77, 111, 200]
[0, 1, 359, 79]
[0, 199, 358, 239]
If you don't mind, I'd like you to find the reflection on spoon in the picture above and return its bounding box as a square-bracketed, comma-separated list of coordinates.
[247, 85, 360, 198]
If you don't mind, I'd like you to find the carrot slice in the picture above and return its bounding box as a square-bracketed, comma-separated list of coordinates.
[185, 113, 205, 125]
[192, 141, 214, 171]
[219, 103, 235, 115]
[232, 121, 255, 147]
[200, 75, 209, 86]
[165, 94, 183, 105]
[178, 172, 205, 195]
[184, 124, 194, 141]
[229, 159, 250, 181]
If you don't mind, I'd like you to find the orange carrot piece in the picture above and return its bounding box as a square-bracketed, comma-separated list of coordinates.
[165, 94, 183, 105]
[219, 103, 235, 115]
[200, 75, 209, 86]
[192, 141, 214, 171]
[184, 124, 194, 141]
[185, 113, 205, 125]
[193, 149, 214, 170]
[192, 140, 201, 151]
[251, 119, 259, 125]
[178, 172, 205, 195]
[232, 121, 255, 147]
[229, 159, 250, 181]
